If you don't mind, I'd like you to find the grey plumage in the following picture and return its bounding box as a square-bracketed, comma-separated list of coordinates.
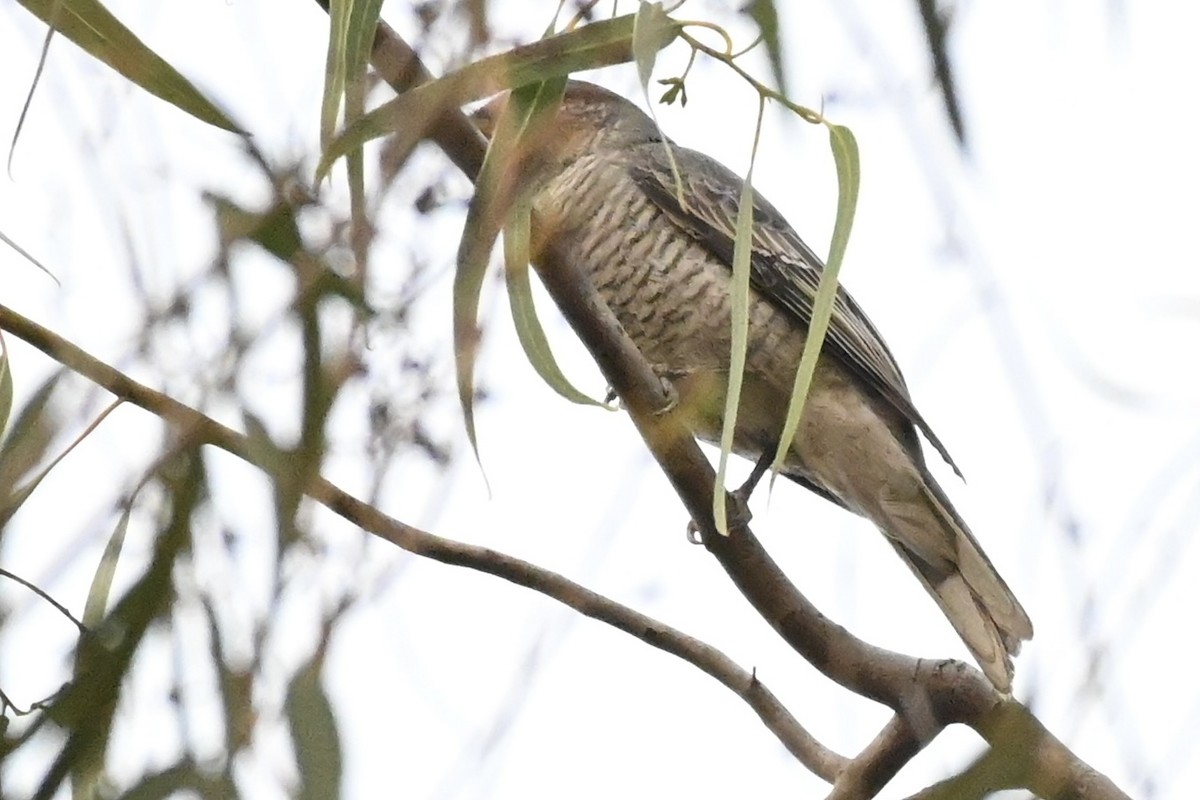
[479, 81, 1032, 692]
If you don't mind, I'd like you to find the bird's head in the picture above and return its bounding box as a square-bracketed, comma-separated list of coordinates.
[471, 80, 662, 168]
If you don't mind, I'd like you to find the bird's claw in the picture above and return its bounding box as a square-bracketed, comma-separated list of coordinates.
[653, 373, 679, 416]
[605, 365, 680, 415]
[687, 449, 770, 540]
[683, 490, 754, 544]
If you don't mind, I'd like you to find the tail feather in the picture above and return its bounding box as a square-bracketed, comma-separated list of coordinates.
[880, 468, 1033, 692]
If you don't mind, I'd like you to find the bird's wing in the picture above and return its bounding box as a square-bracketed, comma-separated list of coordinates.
[627, 143, 962, 476]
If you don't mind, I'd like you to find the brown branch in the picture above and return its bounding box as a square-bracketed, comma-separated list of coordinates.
[320, 7, 1131, 800]
[826, 714, 921, 800]
[0, 300, 844, 780]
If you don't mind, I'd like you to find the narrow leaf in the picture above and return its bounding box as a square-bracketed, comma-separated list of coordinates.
[0, 337, 12, 438]
[320, 0, 353, 150]
[455, 77, 568, 467]
[287, 656, 342, 800]
[771, 123, 860, 475]
[81, 501, 133, 629]
[0, 370, 64, 532]
[742, 0, 788, 98]
[713, 97, 766, 535]
[632, 2, 671, 95]
[321, 0, 384, 291]
[1, 229, 59, 284]
[504, 203, 606, 407]
[631, 2, 687, 210]
[15, 0, 243, 133]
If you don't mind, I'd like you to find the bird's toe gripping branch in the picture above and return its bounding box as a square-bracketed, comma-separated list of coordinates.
[604, 363, 681, 416]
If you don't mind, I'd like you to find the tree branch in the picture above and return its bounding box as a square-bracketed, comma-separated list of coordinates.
[0, 301, 844, 781]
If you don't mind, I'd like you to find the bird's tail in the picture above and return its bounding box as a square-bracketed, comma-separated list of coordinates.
[882, 468, 1033, 693]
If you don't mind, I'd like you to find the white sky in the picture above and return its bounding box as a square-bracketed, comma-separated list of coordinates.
[2, 1, 1199, 798]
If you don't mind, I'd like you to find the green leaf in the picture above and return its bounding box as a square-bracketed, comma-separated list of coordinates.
[741, 0, 787, 98]
[321, 0, 353, 151]
[824, 124, 860, 295]
[15, 0, 243, 133]
[632, 2, 671, 97]
[0, 336, 12, 439]
[455, 77, 568, 468]
[504, 203, 606, 408]
[319, 0, 384, 289]
[81, 501, 133, 630]
[771, 123, 860, 476]
[287, 655, 342, 800]
[714, 97, 766, 536]
[0, 369, 63, 532]
[317, 11, 681, 179]
[631, 2, 687, 208]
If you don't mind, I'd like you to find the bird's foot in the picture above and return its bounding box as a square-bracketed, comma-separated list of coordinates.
[650, 365, 681, 416]
[653, 376, 679, 416]
[603, 365, 679, 415]
[684, 497, 754, 544]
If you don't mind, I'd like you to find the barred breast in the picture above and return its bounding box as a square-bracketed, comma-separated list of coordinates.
[535, 154, 820, 443]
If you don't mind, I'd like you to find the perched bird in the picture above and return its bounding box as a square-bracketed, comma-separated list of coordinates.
[475, 81, 1032, 692]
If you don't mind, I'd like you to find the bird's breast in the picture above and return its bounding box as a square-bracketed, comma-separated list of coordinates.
[534, 159, 824, 450]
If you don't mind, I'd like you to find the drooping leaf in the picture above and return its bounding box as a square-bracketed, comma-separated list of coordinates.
[319, 0, 384, 287]
[81, 499, 134, 630]
[633, 2, 671, 98]
[0, 337, 12, 438]
[504, 203, 606, 408]
[771, 123, 860, 476]
[714, 97, 765, 535]
[741, 0, 788, 98]
[0, 370, 65, 532]
[287, 654, 342, 800]
[14, 0, 243, 133]
[455, 77, 569, 466]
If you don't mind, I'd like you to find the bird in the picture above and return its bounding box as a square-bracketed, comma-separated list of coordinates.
[473, 80, 1033, 692]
